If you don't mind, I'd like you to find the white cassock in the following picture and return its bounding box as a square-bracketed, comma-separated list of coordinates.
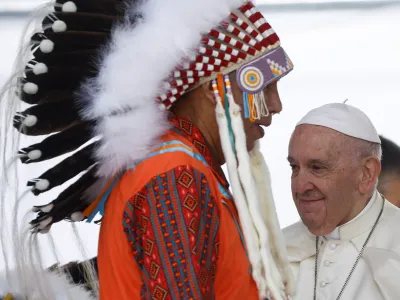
[283, 190, 400, 300]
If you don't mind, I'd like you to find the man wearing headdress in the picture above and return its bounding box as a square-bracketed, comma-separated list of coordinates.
[284, 103, 400, 299]
[0, 0, 295, 299]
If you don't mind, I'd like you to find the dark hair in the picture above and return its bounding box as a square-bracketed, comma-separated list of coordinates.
[379, 135, 400, 179]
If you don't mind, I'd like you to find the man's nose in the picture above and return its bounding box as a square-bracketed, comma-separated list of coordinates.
[266, 85, 282, 115]
[292, 171, 315, 194]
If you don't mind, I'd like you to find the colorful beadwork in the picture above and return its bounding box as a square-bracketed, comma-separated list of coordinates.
[157, 2, 292, 109]
[239, 66, 264, 92]
[236, 46, 293, 94]
[211, 81, 221, 101]
[224, 75, 232, 94]
[123, 153, 220, 298]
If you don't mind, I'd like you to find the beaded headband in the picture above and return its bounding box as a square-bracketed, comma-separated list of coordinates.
[158, 2, 293, 109]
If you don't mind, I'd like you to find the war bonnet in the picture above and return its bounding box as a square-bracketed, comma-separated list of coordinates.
[0, 0, 294, 298]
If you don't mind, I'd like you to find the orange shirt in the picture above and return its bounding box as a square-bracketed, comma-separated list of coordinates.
[97, 116, 258, 299]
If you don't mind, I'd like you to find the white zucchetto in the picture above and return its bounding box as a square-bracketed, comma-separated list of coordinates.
[296, 103, 381, 144]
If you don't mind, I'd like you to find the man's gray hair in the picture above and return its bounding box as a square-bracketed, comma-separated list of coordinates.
[342, 135, 382, 162]
[358, 140, 382, 161]
[346, 138, 382, 189]
[356, 139, 382, 161]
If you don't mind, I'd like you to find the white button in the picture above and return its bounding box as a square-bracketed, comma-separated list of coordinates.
[329, 243, 337, 250]
[320, 281, 328, 288]
[324, 260, 331, 267]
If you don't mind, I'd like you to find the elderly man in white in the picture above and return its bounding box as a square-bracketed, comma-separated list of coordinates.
[283, 103, 400, 300]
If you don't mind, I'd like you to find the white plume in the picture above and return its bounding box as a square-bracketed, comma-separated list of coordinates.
[0, 267, 95, 300]
[79, 0, 244, 177]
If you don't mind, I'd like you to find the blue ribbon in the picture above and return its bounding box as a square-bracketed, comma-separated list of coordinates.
[243, 92, 250, 119]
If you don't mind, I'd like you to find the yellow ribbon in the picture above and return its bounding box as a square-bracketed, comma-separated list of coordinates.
[248, 94, 256, 122]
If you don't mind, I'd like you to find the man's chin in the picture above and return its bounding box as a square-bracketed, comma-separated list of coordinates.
[301, 216, 334, 236]
[246, 141, 256, 152]
[305, 223, 336, 236]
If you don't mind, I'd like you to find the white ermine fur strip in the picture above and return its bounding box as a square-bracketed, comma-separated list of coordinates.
[226, 92, 284, 300]
[0, 266, 95, 300]
[215, 97, 266, 298]
[79, 0, 243, 177]
[249, 143, 295, 296]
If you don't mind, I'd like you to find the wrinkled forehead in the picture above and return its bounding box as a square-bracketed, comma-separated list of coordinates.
[289, 124, 345, 159]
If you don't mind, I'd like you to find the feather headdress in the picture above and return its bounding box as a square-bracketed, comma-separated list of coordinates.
[1, 0, 294, 298]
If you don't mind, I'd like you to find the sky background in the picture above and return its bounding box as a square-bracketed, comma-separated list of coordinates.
[0, 0, 399, 268]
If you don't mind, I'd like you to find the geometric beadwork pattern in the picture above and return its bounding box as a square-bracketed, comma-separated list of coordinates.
[199, 267, 209, 286]
[193, 139, 207, 158]
[177, 170, 194, 189]
[134, 193, 146, 210]
[144, 238, 154, 256]
[169, 114, 229, 187]
[152, 285, 168, 300]
[188, 216, 198, 235]
[236, 46, 293, 94]
[179, 118, 193, 136]
[139, 215, 149, 233]
[157, 2, 292, 109]
[150, 261, 161, 280]
[267, 54, 293, 78]
[123, 116, 222, 299]
[183, 194, 198, 212]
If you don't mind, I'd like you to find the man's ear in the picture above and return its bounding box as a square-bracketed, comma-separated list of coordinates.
[201, 81, 216, 105]
[359, 157, 381, 194]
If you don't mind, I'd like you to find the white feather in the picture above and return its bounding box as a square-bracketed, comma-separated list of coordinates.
[79, 0, 244, 177]
[0, 267, 95, 300]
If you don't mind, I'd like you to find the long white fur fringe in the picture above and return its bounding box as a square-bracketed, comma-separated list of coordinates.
[226, 93, 285, 300]
[250, 142, 296, 296]
[215, 97, 266, 298]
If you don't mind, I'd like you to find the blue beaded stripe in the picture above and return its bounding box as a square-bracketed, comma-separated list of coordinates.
[87, 140, 207, 222]
[86, 173, 123, 222]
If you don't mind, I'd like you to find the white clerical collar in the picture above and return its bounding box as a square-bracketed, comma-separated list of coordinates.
[325, 190, 379, 240]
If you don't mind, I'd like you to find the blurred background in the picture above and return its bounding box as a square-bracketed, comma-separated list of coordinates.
[0, 0, 399, 268]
